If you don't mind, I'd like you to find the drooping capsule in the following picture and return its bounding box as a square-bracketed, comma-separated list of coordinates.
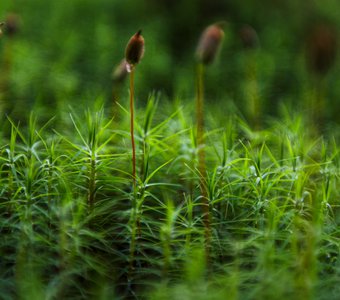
[306, 23, 337, 76]
[239, 24, 259, 50]
[0, 23, 4, 38]
[196, 23, 225, 65]
[112, 58, 128, 83]
[4, 14, 20, 37]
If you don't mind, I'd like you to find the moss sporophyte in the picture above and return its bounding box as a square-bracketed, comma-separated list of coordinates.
[125, 30, 145, 189]
[125, 30, 145, 282]
[195, 22, 225, 263]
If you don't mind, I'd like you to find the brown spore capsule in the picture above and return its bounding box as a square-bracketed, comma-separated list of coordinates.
[112, 58, 128, 83]
[0, 22, 4, 38]
[306, 23, 337, 76]
[4, 13, 20, 37]
[196, 23, 225, 65]
[239, 25, 259, 49]
[125, 30, 145, 69]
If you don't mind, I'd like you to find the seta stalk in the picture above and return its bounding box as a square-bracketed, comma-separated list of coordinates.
[129, 68, 136, 188]
[124, 29, 145, 285]
[125, 30, 145, 189]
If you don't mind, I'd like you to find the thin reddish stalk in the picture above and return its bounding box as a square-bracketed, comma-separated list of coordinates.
[129, 68, 136, 189]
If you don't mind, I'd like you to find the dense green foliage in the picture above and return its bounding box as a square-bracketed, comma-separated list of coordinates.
[0, 103, 340, 299]
[1, 1, 340, 299]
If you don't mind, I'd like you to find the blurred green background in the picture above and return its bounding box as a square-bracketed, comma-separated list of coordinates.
[1, 0, 340, 124]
